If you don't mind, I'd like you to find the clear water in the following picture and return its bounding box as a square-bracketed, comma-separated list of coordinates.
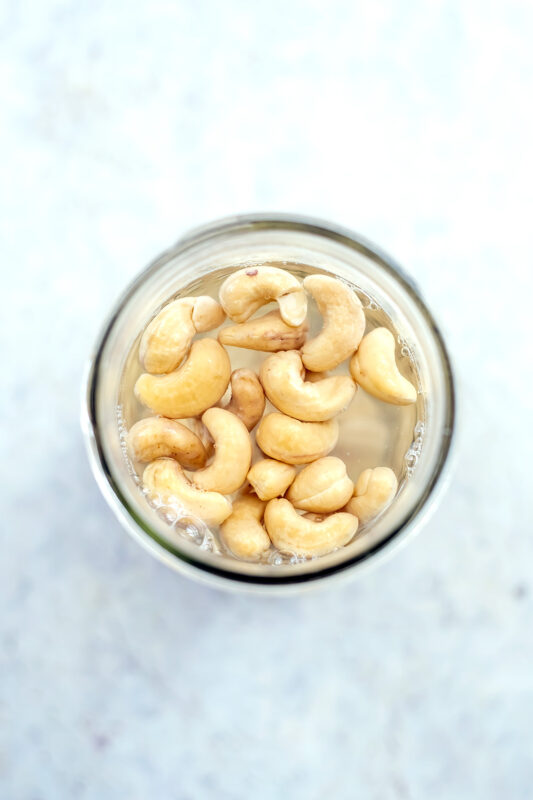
[118, 265, 420, 560]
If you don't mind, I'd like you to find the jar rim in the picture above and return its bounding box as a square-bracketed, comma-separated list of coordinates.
[82, 213, 456, 590]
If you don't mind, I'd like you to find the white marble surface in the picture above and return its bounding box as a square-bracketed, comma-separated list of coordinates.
[2, 1, 533, 798]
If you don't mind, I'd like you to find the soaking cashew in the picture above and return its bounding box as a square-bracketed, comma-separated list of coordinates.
[220, 494, 270, 561]
[218, 310, 309, 352]
[135, 338, 231, 418]
[256, 413, 339, 465]
[287, 457, 354, 513]
[349, 327, 417, 405]
[264, 498, 358, 557]
[140, 296, 225, 373]
[143, 458, 232, 526]
[186, 418, 214, 458]
[220, 369, 265, 430]
[345, 467, 398, 524]
[127, 417, 208, 470]
[247, 459, 296, 501]
[301, 275, 365, 372]
[219, 266, 307, 326]
[192, 408, 252, 494]
[259, 350, 356, 421]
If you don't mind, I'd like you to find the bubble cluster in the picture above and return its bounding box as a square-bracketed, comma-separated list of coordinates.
[404, 421, 425, 477]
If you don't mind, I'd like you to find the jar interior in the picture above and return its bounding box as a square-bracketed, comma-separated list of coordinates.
[88, 218, 454, 584]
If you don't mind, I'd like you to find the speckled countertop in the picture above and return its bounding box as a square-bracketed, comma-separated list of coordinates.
[2, 2, 532, 798]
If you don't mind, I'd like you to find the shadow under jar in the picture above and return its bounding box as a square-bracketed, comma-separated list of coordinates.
[82, 214, 455, 592]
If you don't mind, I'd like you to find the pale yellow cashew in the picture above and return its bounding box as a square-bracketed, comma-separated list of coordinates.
[220, 494, 271, 561]
[140, 296, 225, 374]
[219, 266, 307, 326]
[264, 498, 358, 557]
[301, 275, 365, 372]
[186, 418, 214, 459]
[247, 459, 296, 501]
[220, 369, 265, 431]
[143, 458, 232, 526]
[192, 408, 252, 494]
[134, 338, 231, 418]
[256, 412, 339, 465]
[259, 350, 356, 422]
[127, 417, 208, 470]
[286, 457, 354, 513]
[349, 327, 417, 405]
[345, 467, 398, 524]
[218, 310, 309, 352]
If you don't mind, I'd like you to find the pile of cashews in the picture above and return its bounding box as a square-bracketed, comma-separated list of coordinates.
[127, 267, 417, 562]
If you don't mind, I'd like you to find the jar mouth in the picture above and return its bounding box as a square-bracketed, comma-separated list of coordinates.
[82, 213, 456, 589]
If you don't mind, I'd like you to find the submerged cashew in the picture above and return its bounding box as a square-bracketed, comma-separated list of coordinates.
[128, 417, 208, 470]
[256, 413, 339, 465]
[260, 350, 356, 421]
[345, 467, 398, 524]
[301, 275, 365, 372]
[218, 310, 309, 352]
[247, 459, 296, 501]
[264, 499, 358, 556]
[143, 458, 232, 526]
[186, 418, 215, 459]
[219, 266, 307, 326]
[287, 457, 354, 513]
[192, 408, 252, 494]
[135, 338, 231, 418]
[140, 296, 225, 373]
[349, 327, 417, 405]
[220, 494, 270, 561]
[220, 369, 265, 430]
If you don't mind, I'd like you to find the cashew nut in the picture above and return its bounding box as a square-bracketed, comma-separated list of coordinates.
[143, 458, 232, 526]
[247, 459, 296, 501]
[218, 310, 309, 352]
[345, 467, 398, 524]
[286, 457, 354, 513]
[140, 296, 225, 373]
[220, 369, 265, 430]
[220, 493, 271, 561]
[192, 408, 252, 494]
[259, 350, 356, 421]
[219, 266, 307, 326]
[134, 338, 231, 418]
[186, 418, 215, 459]
[264, 498, 358, 556]
[349, 327, 417, 405]
[256, 412, 339, 465]
[301, 275, 365, 372]
[127, 417, 208, 470]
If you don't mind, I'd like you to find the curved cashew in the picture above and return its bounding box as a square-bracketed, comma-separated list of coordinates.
[220, 494, 271, 561]
[192, 408, 252, 494]
[349, 327, 417, 405]
[287, 457, 354, 513]
[219, 266, 307, 326]
[134, 338, 231, 418]
[264, 498, 358, 556]
[301, 275, 365, 371]
[256, 412, 339, 465]
[127, 417, 208, 470]
[260, 350, 356, 421]
[140, 296, 225, 373]
[345, 467, 398, 524]
[220, 369, 265, 431]
[218, 310, 309, 352]
[247, 458, 296, 501]
[143, 458, 232, 526]
[186, 418, 215, 459]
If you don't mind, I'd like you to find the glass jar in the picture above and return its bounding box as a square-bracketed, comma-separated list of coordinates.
[82, 214, 455, 592]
